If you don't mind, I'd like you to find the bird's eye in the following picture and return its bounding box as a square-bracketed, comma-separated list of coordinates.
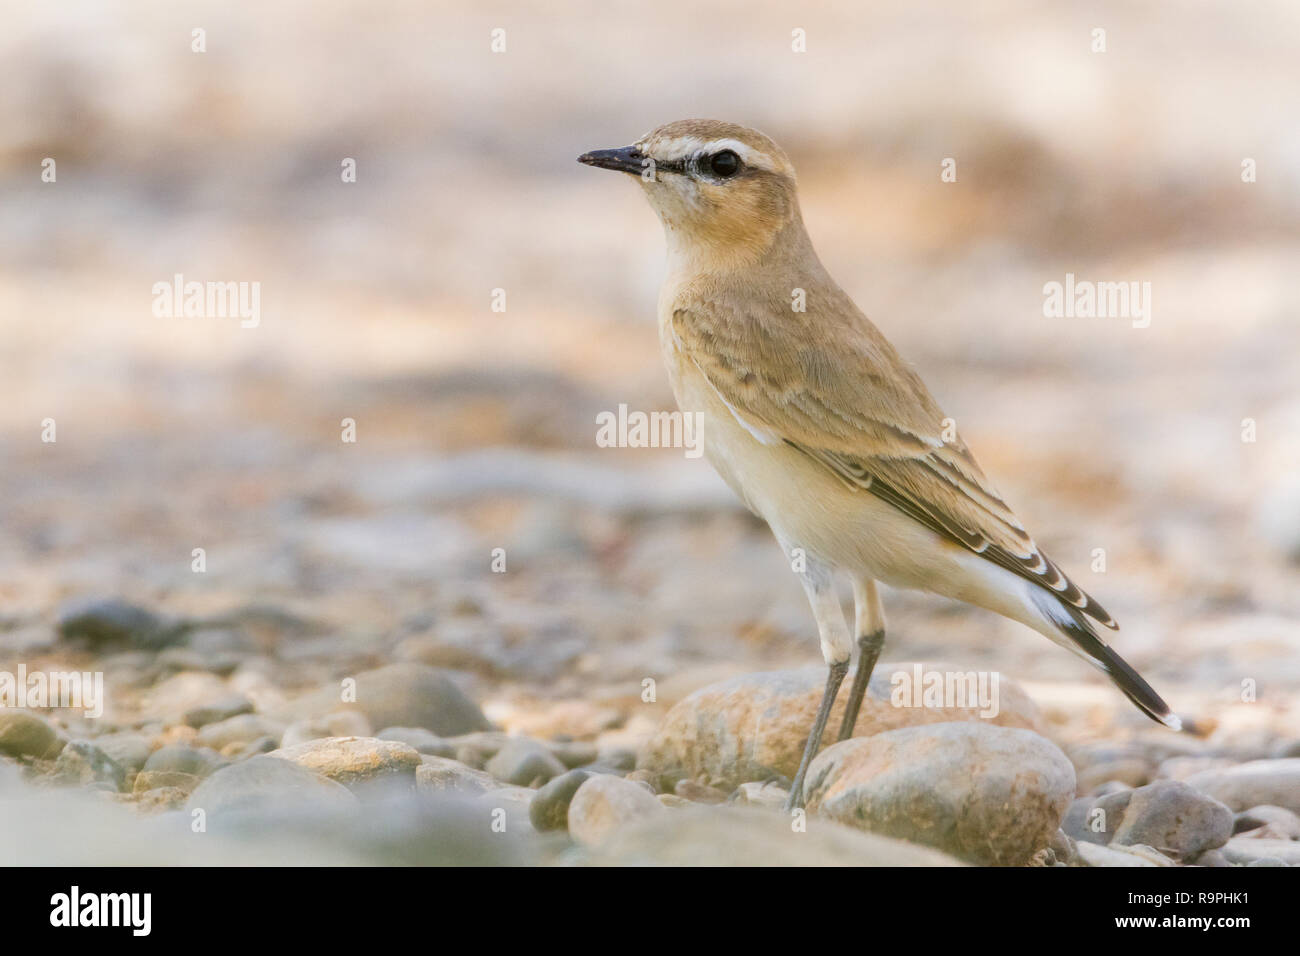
[709, 150, 741, 178]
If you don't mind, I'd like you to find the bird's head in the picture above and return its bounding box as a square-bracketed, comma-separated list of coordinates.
[579, 119, 800, 269]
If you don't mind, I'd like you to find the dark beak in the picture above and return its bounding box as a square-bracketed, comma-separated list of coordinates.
[577, 145, 645, 176]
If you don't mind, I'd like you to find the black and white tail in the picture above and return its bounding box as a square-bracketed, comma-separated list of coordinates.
[1031, 590, 1181, 731]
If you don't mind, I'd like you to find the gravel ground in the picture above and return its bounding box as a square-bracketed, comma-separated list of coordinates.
[1, 1, 1297, 865]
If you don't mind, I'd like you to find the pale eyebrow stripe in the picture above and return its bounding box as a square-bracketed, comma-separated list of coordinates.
[705, 139, 776, 172]
[644, 136, 778, 173]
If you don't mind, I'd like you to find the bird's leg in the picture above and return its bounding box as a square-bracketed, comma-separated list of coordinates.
[837, 629, 884, 741]
[838, 577, 886, 741]
[785, 658, 848, 812]
[784, 553, 853, 811]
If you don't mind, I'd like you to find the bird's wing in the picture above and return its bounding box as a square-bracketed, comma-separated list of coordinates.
[670, 298, 1117, 629]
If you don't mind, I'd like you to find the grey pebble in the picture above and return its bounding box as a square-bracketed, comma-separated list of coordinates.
[376, 727, 457, 758]
[56, 597, 186, 650]
[91, 733, 152, 775]
[529, 769, 592, 831]
[548, 740, 599, 769]
[321, 664, 492, 737]
[186, 754, 358, 821]
[52, 741, 126, 792]
[1233, 804, 1300, 839]
[1191, 849, 1232, 868]
[0, 710, 66, 760]
[485, 738, 566, 786]
[196, 714, 284, 751]
[183, 696, 254, 728]
[142, 744, 226, 778]
[1108, 780, 1233, 857]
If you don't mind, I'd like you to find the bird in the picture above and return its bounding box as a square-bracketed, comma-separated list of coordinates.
[578, 119, 1181, 810]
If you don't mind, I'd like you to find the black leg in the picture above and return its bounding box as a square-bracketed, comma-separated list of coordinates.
[836, 628, 885, 741]
[784, 659, 849, 811]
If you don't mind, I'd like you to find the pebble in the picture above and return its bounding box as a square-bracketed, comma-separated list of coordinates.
[1062, 797, 1107, 845]
[637, 665, 1045, 792]
[621, 768, 659, 792]
[548, 740, 599, 769]
[674, 779, 727, 804]
[1218, 837, 1300, 866]
[154, 724, 199, 748]
[91, 733, 151, 775]
[509, 700, 623, 741]
[195, 714, 284, 751]
[485, 738, 567, 786]
[805, 723, 1075, 866]
[567, 774, 664, 846]
[376, 727, 457, 757]
[1185, 758, 1300, 814]
[183, 696, 254, 728]
[0, 710, 66, 760]
[570, 806, 964, 866]
[1104, 781, 1233, 858]
[52, 741, 125, 792]
[268, 736, 421, 789]
[529, 769, 592, 831]
[138, 672, 230, 722]
[415, 755, 501, 795]
[1077, 759, 1151, 793]
[1069, 743, 1153, 793]
[454, 744, 492, 770]
[187, 754, 358, 821]
[1119, 844, 1178, 866]
[297, 664, 492, 737]
[134, 786, 190, 813]
[1157, 756, 1236, 781]
[397, 621, 584, 683]
[280, 711, 373, 748]
[1271, 739, 1300, 759]
[444, 731, 512, 757]
[731, 781, 788, 810]
[595, 747, 638, 772]
[56, 597, 185, 650]
[133, 770, 200, 794]
[477, 786, 537, 834]
[1049, 829, 1076, 864]
[1073, 841, 1160, 867]
[1233, 804, 1300, 839]
[142, 745, 226, 778]
[232, 736, 279, 759]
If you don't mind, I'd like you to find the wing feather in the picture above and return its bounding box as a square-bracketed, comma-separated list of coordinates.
[673, 298, 1118, 630]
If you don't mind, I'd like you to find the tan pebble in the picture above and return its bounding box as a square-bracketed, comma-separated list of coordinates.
[155, 725, 198, 747]
[623, 769, 658, 793]
[674, 779, 727, 804]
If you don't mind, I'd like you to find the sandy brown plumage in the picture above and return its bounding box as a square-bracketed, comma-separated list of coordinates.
[580, 118, 1180, 806]
[670, 293, 1120, 630]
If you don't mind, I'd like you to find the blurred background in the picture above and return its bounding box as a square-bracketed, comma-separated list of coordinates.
[1, 0, 1297, 756]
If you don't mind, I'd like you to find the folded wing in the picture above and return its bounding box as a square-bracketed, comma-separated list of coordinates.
[671, 298, 1118, 630]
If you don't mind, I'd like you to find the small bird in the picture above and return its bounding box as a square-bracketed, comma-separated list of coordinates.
[579, 119, 1180, 809]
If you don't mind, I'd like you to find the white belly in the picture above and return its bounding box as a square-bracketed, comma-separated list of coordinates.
[662, 348, 1045, 631]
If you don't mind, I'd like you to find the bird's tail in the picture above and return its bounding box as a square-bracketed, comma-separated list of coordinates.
[1030, 589, 1181, 731]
